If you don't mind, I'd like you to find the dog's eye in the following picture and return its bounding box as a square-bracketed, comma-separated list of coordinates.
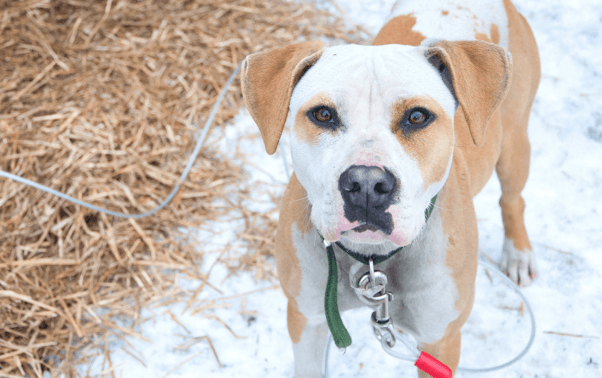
[315, 107, 333, 122]
[314, 107, 334, 122]
[409, 110, 427, 125]
[307, 105, 339, 129]
[401, 107, 434, 133]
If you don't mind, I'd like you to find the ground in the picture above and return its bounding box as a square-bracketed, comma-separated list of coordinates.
[81, 0, 602, 377]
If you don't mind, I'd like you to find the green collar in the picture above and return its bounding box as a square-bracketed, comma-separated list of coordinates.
[320, 195, 437, 348]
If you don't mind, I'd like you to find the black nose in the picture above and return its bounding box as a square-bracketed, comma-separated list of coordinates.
[338, 165, 397, 211]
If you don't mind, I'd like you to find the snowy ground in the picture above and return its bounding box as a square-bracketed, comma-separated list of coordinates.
[83, 0, 602, 377]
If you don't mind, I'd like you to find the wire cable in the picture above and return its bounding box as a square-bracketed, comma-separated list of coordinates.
[0, 62, 242, 219]
[323, 257, 536, 376]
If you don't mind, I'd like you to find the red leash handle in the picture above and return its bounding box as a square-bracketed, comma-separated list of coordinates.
[414, 351, 452, 378]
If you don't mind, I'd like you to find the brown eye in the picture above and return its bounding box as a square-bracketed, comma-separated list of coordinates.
[315, 107, 333, 122]
[400, 107, 434, 134]
[307, 105, 339, 129]
[409, 110, 427, 124]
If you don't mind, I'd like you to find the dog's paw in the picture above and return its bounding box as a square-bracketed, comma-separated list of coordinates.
[499, 237, 538, 287]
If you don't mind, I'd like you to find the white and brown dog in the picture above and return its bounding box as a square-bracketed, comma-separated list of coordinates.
[240, 0, 540, 376]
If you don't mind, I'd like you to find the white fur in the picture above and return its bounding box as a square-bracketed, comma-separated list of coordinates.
[291, 320, 329, 378]
[500, 237, 539, 286]
[383, 207, 459, 345]
[289, 44, 456, 250]
[290, 223, 360, 377]
[290, 223, 329, 322]
[290, 209, 459, 377]
[389, 0, 510, 49]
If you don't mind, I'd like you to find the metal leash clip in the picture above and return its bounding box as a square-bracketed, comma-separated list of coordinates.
[355, 259, 396, 348]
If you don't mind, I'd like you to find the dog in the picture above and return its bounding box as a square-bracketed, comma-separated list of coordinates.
[240, 0, 540, 376]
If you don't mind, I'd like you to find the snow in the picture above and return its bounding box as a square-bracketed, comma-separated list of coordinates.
[82, 0, 602, 377]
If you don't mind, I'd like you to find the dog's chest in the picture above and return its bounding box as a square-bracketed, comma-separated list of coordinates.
[345, 210, 459, 345]
[291, 209, 460, 346]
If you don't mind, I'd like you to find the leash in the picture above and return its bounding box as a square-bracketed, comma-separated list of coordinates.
[319, 195, 437, 348]
[0, 62, 242, 219]
[322, 251, 536, 378]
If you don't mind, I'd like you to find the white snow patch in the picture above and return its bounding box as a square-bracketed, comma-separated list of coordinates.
[83, 1, 602, 377]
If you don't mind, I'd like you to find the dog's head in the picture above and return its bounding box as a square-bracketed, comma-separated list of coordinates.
[241, 40, 511, 250]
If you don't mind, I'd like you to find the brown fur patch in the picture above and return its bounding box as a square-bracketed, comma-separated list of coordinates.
[389, 96, 454, 191]
[275, 174, 313, 342]
[287, 299, 307, 344]
[426, 40, 512, 146]
[275, 174, 312, 300]
[419, 332, 462, 378]
[494, 0, 541, 252]
[474, 31, 490, 42]
[241, 41, 324, 155]
[417, 158, 479, 375]
[474, 24, 501, 44]
[372, 14, 426, 46]
[452, 106, 503, 197]
[490, 23, 501, 44]
[293, 92, 337, 146]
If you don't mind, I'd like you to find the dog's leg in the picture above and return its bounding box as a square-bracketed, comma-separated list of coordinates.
[288, 301, 330, 378]
[284, 262, 331, 378]
[496, 3, 541, 286]
[275, 174, 333, 377]
[417, 332, 461, 378]
[496, 125, 538, 286]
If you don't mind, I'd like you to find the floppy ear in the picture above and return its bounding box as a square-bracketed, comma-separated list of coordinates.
[241, 41, 325, 155]
[426, 40, 512, 146]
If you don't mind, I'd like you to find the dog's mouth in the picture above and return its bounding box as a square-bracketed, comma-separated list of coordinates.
[351, 224, 380, 233]
[339, 223, 392, 245]
[331, 209, 401, 245]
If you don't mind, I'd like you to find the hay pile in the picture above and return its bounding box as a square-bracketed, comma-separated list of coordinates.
[0, 0, 366, 376]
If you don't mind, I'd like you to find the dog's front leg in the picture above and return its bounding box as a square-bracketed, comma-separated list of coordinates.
[418, 331, 462, 378]
[287, 300, 330, 378]
[275, 174, 335, 377]
[281, 247, 332, 378]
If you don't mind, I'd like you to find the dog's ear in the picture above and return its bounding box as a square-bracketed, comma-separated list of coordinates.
[426, 40, 512, 146]
[241, 41, 325, 155]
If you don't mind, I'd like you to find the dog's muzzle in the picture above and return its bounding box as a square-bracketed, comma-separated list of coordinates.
[338, 165, 397, 235]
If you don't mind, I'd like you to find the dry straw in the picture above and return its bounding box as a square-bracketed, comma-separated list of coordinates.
[0, 0, 366, 376]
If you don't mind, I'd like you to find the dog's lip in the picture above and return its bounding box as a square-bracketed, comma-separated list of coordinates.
[351, 224, 380, 233]
[340, 226, 389, 245]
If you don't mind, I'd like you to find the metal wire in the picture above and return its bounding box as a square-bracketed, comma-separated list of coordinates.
[323, 329, 333, 378]
[323, 256, 537, 376]
[0, 62, 242, 219]
[456, 258, 536, 373]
